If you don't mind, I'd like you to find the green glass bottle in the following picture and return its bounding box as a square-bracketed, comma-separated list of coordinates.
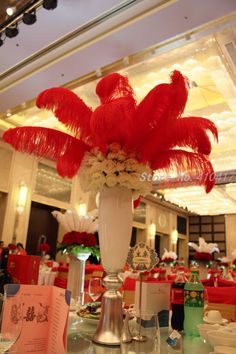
[184, 268, 204, 336]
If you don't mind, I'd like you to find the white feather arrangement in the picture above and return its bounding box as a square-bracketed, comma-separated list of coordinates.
[189, 237, 219, 254]
[52, 209, 98, 234]
[231, 249, 236, 260]
[161, 249, 177, 262]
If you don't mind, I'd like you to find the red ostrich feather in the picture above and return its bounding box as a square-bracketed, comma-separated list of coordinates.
[3, 127, 89, 178]
[3, 70, 218, 193]
[36, 87, 92, 142]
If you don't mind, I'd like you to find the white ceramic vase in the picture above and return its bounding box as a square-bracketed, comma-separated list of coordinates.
[93, 185, 133, 346]
[98, 185, 133, 273]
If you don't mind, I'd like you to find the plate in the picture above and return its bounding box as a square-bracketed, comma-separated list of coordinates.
[203, 316, 228, 325]
[78, 315, 99, 325]
[77, 302, 101, 325]
[214, 346, 236, 354]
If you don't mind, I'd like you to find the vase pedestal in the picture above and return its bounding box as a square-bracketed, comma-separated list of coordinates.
[93, 186, 133, 346]
[67, 253, 89, 305]
[93, 274, 123, 346]
[198, 262, 208, 280]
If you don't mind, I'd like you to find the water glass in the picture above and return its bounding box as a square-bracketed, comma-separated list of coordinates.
[88, 278, 103, 302]
[122, 311, 160, 354]
[0, 293, 23, 353]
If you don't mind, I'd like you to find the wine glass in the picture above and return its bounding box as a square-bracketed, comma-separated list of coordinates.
[88, 277, 103, 302]
[0, 292, 23, 353]
[126, 310, 160, 354]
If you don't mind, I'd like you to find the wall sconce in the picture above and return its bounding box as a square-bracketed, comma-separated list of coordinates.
[17, 183, 28, 213]
[149, 222, 156, 238]
[78, 203, 87, 216]
[171, 229, 178, 244]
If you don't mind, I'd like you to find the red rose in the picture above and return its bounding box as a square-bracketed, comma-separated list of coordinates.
[194, 252, 212, 262]
[62, 231, 79, 245]
[8, 243, 16, 250]
[39, 243, 50, 252]
[162, 257, 174, 263]
[62, 231, 97, 247]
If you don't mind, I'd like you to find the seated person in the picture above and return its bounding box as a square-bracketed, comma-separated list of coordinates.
[16, 243, 27, 256]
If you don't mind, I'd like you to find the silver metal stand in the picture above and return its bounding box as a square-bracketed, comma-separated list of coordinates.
[93, 273, 123, 346]
[133, 273, 147, 342]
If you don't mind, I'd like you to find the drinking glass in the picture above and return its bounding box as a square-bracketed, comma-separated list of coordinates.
[122, 310, 160, 354]
[0, 292, 23, 353]
[88, 278, 103, 302]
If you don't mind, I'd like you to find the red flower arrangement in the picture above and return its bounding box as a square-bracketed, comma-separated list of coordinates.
[161, 257, 175, 263]
[39, 243, 50, 253]
[58, 231, 100, 259]
[194, 252, 212, 262]
[62, 231, 97, 247]
[216, 258, 230, 267]
[8, 243, 16, 251]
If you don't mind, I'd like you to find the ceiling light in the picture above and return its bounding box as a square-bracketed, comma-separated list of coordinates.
[23, 11, 37, 25]
[5, 24, 19, 38]
[6, 111, 12, 117]
[43, 0, 58, 10]
[6, 7, 16, 16]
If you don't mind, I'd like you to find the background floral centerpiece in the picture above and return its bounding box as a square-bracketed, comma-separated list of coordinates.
[189, 237, 219, 279]
[39, 243, 50, 254]
[160, 249, 177, 275]
[161, 249, 178, 264]
[216, 256, 230, 268]
[232, 249, 236, 268]
[189, 237, 219, 263]
[52, 209, 99, 260]
[216, 256, 234, 281]
[52, 209, 99, 302]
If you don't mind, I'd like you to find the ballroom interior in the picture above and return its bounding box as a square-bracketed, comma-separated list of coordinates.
[0, 0, 236, 265]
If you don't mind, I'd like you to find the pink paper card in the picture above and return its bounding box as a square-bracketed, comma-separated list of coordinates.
[2, 284, 71, 354]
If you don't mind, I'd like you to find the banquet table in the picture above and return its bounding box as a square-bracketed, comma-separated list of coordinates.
[67, 313, 213, 354]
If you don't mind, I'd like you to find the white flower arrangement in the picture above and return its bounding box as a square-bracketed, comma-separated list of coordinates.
[78, 143, 152, 199]
[218, 256, 230, 264]
[232, 249, 236, 260]
[52, 209, 98, 234]
[52, 209, 99, 258]
[161, 249, 178, 262]
[189, 237, 219, 254]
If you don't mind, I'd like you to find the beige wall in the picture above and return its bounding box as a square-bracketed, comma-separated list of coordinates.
[0, 143, 190, 260]
[225, 214, 236, 257]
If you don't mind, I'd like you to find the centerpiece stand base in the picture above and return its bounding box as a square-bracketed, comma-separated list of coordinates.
[133, 335, 147, 342]
[92, 274, 123, 346]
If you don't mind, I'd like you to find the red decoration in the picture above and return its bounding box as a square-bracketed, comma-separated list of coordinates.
[194, 252, 212, 262]
[133, 196, 141, 209]
[62, 231, 97, 247]
[8, 243, 16, 251]
[39, 243, 50, 252]
[233, 259, 236, 265]
[3, 71, 218, 192]
[217, 262, 229, 267]
[161, 257, 174, 263]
